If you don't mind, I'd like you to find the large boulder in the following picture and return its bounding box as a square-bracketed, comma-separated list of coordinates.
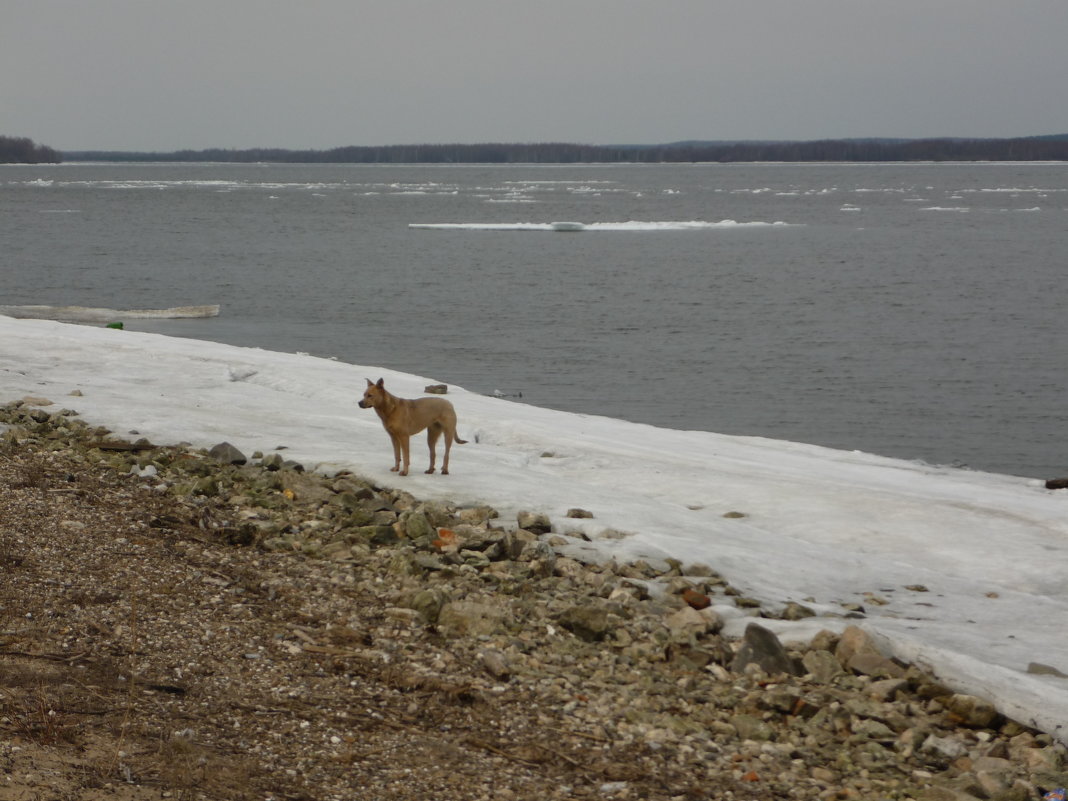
[730, 622, 799, 676]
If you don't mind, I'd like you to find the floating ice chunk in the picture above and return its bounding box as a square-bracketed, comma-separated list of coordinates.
[0, 304, 221, 322]
[408, 220, 799, 232]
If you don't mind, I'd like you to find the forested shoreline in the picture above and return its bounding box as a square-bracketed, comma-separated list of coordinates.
[62, 135, 1068, 163]
[6, 134, 1068, 164]
[0, 136, 61, 163]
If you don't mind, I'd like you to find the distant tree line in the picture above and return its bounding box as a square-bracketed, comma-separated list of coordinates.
[65, 142, 625, 164]
[651, 136, 1068, 163]
[0, 136, 61, 164]
[57, 134, 1068, 164]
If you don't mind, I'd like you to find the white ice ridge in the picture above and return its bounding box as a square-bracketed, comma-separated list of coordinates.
[408, 220, 797, 232]
[0, 304, 221, 322]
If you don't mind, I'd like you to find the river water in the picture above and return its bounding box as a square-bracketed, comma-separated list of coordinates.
[2, 161, 1066, 478]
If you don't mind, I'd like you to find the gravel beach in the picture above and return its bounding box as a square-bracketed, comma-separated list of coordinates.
[1, 397, 1066, 801]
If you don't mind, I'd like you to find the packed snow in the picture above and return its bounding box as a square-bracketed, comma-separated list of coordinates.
[3, 314, 1067, 744]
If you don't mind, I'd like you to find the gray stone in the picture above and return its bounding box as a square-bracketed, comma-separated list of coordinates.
[517, 510, 552, 534]
[615, 560, 660, 579]
[453, 526, 501, 552]
[802, 649, 845, 684]
[342, 508, 376, 527]
[478, 648, 511, 679]
[848, 650, 906, 679]
[455, 505, 498, 524]
[557, 604, 612, 642]
[922, 733, 969, 760]
[868, 677, 909, 701]
[209, 441, 247, 465]
[1027, 661, 1068, 678]
[403, 510, 434, 540]
[553, 556, 588, 580]
[319, 541, 353, 561]
[412, 553, 445, 571]
[759, 686, 803, 713]
[406, 588, 449, 624]
[971, 755, 1015, 777]
[437, 600, 507, 637]
[835, 625, 882, 666]
[730, 622, 798, 676]
[353, 524, 399, 545]
[730, 713, 772, 741]
[460, 549, 490, 568]
[519, 539, 556, 579]
[843, 696, 888, 720]
[501, 529, 536, 560]
[386, 550, 422, 577]
[851, 718, 895, 741]
[916, 787, 981, 801]
[698, 607, 724, 634]
[946, 693, 1000, 728]
[779, 601, 816, 620]
[663, 606, 711, 641]
[192, 476, 219, 497]
[835, 625, 905, 677]
[260, 453, 284, 471]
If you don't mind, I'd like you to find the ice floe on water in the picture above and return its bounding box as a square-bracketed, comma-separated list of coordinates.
[408, 220, 798, 232]
[0, 304, 221, 322]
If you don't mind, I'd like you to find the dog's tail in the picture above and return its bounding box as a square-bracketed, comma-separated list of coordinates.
[454, 433, 468, 445]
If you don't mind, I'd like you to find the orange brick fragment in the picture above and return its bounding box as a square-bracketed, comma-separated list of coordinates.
[682, 588, 711, 609]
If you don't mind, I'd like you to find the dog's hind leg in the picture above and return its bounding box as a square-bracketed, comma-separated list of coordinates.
[441, 425, 455, 475]
[426, 425, 442, 474]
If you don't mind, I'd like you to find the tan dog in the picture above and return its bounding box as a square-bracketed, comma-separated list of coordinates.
[358, 378, 467, 476]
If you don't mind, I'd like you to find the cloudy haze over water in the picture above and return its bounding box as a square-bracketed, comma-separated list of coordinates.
[4, 0, 1067, 152]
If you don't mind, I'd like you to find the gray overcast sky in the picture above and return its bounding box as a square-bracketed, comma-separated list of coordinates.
[3, 0, 1067, 152]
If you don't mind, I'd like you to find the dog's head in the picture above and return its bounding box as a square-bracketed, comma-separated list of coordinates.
[358, 378, 385, 409]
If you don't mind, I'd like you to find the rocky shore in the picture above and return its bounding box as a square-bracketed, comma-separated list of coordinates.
[1, 396, 1066, 801]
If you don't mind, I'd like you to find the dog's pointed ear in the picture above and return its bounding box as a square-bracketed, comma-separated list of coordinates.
[365, 378, 374, 387]
[376, 378, 385, 388]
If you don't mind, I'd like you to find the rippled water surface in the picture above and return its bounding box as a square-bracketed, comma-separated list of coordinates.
[3, 161, 1066, 477]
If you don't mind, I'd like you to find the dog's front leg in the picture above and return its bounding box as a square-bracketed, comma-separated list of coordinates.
[398, 435, 411, 476]
[389, 434, 402, 473]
